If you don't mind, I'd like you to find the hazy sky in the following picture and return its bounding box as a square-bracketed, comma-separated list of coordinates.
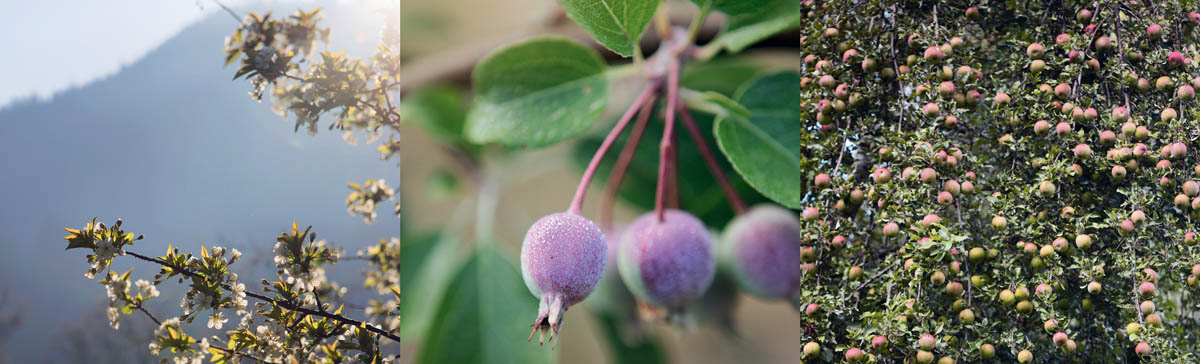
[0, 0, 362, 109]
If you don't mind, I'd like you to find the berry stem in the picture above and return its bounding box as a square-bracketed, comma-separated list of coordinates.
[568, 83, 660, 215]
[676, 101, 747, 214]
[600, 91, 659, 230]
[656, 57, 681, 222]
[668, 132, 679, 209]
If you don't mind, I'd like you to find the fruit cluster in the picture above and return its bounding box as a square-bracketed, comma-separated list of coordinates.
[518, 1, 1200, 362]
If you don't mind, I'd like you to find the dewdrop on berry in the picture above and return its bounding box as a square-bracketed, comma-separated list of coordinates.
[520, 212, 607, 345]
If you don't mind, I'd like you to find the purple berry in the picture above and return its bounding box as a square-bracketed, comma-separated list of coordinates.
[719, 204, 804, 299]
[520, 212, 607, 344]
[618, 209, 716, 309]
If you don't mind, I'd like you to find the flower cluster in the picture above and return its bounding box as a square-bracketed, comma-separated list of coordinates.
[222, 8, 330, 100]
[359, 238, 401, 332]
[224, 7, 401, 152]
[345, 178, 396, 224]
[147, 317, 207, 364]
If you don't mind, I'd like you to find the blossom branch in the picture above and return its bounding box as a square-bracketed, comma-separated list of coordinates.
[123, 251, 401, 344]
[133, 300, 278, 364]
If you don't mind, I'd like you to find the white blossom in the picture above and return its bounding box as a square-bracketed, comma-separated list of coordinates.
[135, 279, 159, 298]
[207, 310, 228, 329]
[106, 306, 121, 329]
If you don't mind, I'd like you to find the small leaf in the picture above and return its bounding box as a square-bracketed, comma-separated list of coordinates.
[232, 66, 253, 80]
[417, 245, 553, 364]
[466, 37, 610, 148]
[714, 71, 814, 209]
[559, 0, 661, 57]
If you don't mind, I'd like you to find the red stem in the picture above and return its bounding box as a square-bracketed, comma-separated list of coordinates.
[569, 84, 660, 215]
[676, 102, 747, 214]
[655, 58, 681, 222]
[668, 132, 680, 209]
[600, 91, 659, 230]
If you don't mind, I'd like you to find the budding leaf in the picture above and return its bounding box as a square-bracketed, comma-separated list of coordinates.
[714, 71, 814, 209]
[64, 229, 94, 250]
[559, 0, 660, 57]
[465, 37, 610, 148]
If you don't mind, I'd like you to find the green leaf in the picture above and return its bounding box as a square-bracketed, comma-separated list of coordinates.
[571, 104, 767, 227]
[466, 37, 610, 148]
[401, 86, 470, 147]
[708, 0, 804, 53]
[593, 312, 667, 364]
[559, 0, 660, 57]
[417, 245, 553, 364]
[399, 232, 460, 340]
[714, 71, 815, 209]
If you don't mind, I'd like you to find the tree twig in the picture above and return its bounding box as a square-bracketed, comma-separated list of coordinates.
[211, 0, 242, 22]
